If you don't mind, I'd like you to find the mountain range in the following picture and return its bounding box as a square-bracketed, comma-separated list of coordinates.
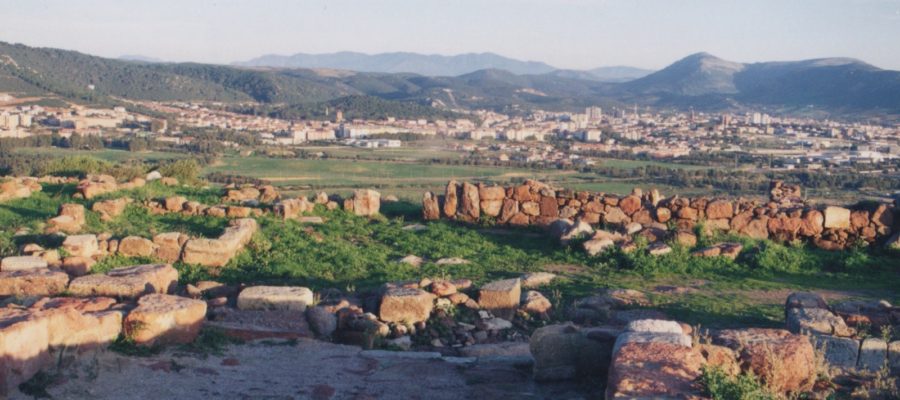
[2, 41, 900, 118]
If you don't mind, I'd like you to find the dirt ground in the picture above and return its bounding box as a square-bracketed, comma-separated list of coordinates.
[15, 339, 599, 400]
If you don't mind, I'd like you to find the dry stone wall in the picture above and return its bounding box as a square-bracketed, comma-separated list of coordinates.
[423, 179, 899, 250]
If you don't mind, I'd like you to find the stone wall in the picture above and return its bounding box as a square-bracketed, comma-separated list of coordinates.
[423, 180, 899, 250]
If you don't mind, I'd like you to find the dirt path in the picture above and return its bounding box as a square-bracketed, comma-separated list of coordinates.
[24, 339, 595, 400]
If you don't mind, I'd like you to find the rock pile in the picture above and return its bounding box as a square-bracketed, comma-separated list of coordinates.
[785, 292, 900, 374]
[423, 180, 898, 250]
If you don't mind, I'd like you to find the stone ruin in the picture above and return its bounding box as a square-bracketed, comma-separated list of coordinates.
[423, 179, 899, 251]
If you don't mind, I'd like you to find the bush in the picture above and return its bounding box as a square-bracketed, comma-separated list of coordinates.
[159, 159, 201, 184]
[37, 155, 111, 177]
[699, 366, 775, 400]
[750, 242, 814, 273]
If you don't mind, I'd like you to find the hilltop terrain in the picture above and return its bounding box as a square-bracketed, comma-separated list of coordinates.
[3, 42, 900, 116]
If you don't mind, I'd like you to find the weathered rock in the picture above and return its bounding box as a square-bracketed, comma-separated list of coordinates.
[153, 232, 187, 263]
[606, 341, 705, 399]
[583, 238, 614, 256]
[258, 185, 280, 203]
[306, 306, 337, 338]
[92, 198, 129, 220]
[181, 218, 257, 267]
[76, 174, 118, 199]
[0, 269, 69, 297]
[62, 234, 99, 258]
[68, 264, 178, 299]
[521, 290, 552, 317]
[344, 189, 381, 217]
[521, 272, 557, 288]
[857, 337, 888, 372]
[785, 292, 829, 310]
[716, 328, 815, 394]
[237, 286, 314, 312]
[0, 308, 51, 393]
[0, 256, 47, 271]
[812, 335, 859, 370]
[460, 182, 480, 220]
[30, 297, 122, 348]
[61, 256, 95, 276]
[706, 199, 734, 219]
[117, 236, 157, 257]
[823, 206, 851, 229]
[786, 307, 853, 336]
[618, 195, 642, 216]
[397, 255, 424, 268]
[422, 192, 440, 220]
[124, 294, 207, 346]
[478, 278, 521, 320]
[378, 288, 434, 323]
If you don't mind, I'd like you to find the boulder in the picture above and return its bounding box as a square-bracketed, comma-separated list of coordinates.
[521, 272, 557, 288]
[0, 269, 69, 297]
[786, 307, 853, 336]
[258, 185, 280, 203]
[785, 292, 829, 310]
[422, 192, 440, 220]
[164, 196, 187, 212]
[0, 256, 47, 272]
[61, 256, 96, 276]
[68, 264, 178, 299]
[606, 341, 705, 399]
[521, 290, 552, 317]
[618, 195, 642, 216]
[378, 288, 435, 323]
[460, 182, 480, 220]
[0, 308, 51, 393]
[478, 278, 521, 320]
[153, 232, 187, 263]
[716, 328, 815, 394]
[237, 286, 314, 312]
[306, 306, 337, 338]
[117, 236, 158, 257]
[275, 198, 314, 219]
[76, 175, 118, 199]
[92, 198, 129, 220]
[344, 189, 381, 217]
[29, 297, 122, 348]
[62, 234, 99, 258]
[124, 294, 207, 346]
[706, 200, 734, 219]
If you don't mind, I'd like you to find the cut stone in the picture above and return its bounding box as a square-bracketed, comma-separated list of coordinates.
[378, 288, 435, 323]
[0, 269, 69, 297]
[68, 264, 178, 299]
[124, 294, 207, 346]
[857, 337, 888, 372]
[62, 234, 99, 258]
[478, 278, 521, 320]
[237, 286, 314, 312]
[0, 256, 47, 271]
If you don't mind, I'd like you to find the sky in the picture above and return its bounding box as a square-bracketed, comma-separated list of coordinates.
[1, 0, 899, 71]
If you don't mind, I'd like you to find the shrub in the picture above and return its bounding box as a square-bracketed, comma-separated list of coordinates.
[159, 159, 201, 184]
[750, 242, 814, 273]
[37, 155, 111, 177]
[699, 366, 775, 400]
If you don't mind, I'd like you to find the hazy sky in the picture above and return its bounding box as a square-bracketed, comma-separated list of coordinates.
[1, 0, 899, 70]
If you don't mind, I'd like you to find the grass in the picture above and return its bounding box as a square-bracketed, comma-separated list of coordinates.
[699, 366, 776, 400]
[1, 165, 898, 330]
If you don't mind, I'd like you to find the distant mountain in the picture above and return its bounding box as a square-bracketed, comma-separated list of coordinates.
[548, 66, 653, 82]
[118, 54, 164, 63]
[2, 41, 900, 117]
[236, 51, 558, 77]
[616, 52, 900, 112]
